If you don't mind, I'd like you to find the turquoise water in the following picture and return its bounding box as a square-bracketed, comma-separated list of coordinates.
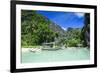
[22, 48, 90, 63]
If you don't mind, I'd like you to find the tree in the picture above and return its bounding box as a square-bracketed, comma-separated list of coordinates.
[21, 10, 57, 47]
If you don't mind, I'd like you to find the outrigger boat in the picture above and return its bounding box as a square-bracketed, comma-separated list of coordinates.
[42, 42, 61, 51]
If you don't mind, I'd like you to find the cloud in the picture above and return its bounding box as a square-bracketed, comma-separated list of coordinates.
[61, 27, 66, 30]
[74, 13, 84, 18]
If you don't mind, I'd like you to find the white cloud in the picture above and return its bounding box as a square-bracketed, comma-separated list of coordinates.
[62, 27, 66, 30]
[75, 13, 85, 18]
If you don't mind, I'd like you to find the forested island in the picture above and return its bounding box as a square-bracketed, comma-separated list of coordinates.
[21, 10, 90, 50]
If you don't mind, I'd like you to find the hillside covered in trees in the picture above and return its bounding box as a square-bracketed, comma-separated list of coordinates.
[21, 10, 64, 47]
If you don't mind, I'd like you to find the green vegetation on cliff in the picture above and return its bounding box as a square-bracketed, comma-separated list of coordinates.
[21, 10, 60, 47]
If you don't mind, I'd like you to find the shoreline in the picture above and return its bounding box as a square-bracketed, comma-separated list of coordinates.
[22, 47, 89, 52]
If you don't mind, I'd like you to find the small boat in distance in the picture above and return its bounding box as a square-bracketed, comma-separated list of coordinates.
[42, 42, 61, 51]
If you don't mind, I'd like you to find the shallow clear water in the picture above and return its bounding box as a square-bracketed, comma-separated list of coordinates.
[22, 48, 90, 63]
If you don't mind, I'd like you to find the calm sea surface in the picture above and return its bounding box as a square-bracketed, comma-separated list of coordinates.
[22, 48, 90, 63]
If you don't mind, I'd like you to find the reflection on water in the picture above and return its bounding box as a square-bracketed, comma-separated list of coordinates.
[22, 47, 90, 63]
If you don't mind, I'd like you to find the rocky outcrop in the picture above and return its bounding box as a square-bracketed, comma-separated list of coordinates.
[81, 13, 90, 47]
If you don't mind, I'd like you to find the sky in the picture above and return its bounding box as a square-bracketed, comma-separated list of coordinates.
[37, 10, 85, 30]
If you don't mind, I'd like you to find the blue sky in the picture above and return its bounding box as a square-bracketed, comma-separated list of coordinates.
[37, 10, 85, 30]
